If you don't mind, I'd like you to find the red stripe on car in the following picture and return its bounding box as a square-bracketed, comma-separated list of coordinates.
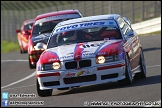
[36, 72, 60, 77]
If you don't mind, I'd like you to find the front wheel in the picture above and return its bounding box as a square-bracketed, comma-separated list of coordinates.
[37, 79, 53, 97]
[118, 54, 133, 86]
[134, 49, 146, 79]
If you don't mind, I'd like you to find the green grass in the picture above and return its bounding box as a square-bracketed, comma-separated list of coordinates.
[1, 40, 19, 54]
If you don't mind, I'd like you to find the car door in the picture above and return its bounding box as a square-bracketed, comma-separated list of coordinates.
[117, 17, 140, 70]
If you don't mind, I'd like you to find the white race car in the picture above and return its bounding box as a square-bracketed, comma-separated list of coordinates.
[36, 14, 146, 97]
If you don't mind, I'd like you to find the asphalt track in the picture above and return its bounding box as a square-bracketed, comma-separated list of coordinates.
[1, 34, 161, 107]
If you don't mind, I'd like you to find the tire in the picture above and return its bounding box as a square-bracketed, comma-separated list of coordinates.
[28, 54, 36, 69]
[37, 79, 53, 97]
[20, 49, 23, 54]
[134, 50, 146, 79]
[24, 50, 28, 53]
[20, 40, 24, 54]
[118, 54, 133, 86]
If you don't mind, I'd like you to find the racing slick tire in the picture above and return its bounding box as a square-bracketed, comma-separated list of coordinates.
[28, 54, 36, 69]
[134, 49, 146, 79]
[37, 79, 53, 97]
[118, 54, 133, 86]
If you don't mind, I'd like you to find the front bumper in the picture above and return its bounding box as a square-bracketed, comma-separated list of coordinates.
[37, 61, 126, 90]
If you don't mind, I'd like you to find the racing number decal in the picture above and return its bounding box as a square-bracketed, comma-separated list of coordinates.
[79, 43, 103, 48]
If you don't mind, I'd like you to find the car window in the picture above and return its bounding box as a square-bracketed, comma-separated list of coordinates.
[24, 23, 33, 31]
[117, 17, 133, 35]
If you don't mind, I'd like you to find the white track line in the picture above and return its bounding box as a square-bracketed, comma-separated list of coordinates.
[146, 64, 161, 68]
[1, 71, 36, 89]
[1, 60, 28, 62]
[1, 84, 36, 91]
[1, 62, 161, 90]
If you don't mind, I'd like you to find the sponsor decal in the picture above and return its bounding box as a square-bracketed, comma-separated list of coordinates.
[65, 72, 76, 77]
[79, 43, 104, 48]
[48, 58, 60, 62]
[55, 21, 105, 33]
[77, 70, 89, 76]
[65, 70, 90, 77]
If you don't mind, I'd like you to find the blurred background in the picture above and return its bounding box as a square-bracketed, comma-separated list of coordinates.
[1, 1, 161, 42]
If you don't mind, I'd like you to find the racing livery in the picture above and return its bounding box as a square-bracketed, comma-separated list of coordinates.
[16, 19, 34, 53]
[28, 9, 83, 69]
[36, 14, 146, 97]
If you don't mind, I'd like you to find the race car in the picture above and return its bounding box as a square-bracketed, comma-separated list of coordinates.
[36, 14, 146, 97]
[28, 9, 83, 69]
[16, 19, 35, 53]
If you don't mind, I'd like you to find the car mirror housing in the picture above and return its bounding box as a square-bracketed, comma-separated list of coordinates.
[16, 29, 21, 33]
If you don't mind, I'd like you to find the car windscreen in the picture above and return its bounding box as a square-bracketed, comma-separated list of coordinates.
[32, 20, 60, 36]
[47, 19, 122, 48]
[47, 26, 122, 49]
[32, 13, 82, 37]
[24, 23, 33, 31]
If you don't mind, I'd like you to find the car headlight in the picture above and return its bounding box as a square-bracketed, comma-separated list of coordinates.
[52, 62, 61, 70]
[41, 62, 61, 71]
[96, 55, 121, 64]
[96, 56, 105, 64]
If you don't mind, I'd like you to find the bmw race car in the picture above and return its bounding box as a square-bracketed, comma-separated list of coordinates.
[16, 19, 35, 53]
[36, 14, 146, 97]
[28, 9, 83, 69]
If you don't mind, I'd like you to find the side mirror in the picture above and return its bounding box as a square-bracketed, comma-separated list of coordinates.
[16, 29, 21, 33]
[122, 17, 131, 26]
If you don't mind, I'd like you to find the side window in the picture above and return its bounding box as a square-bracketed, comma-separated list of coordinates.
[117, 17, 133, 35]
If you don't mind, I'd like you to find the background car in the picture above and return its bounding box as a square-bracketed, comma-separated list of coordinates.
[36, 14, 146, 97]
[16, 19, 35, 53]
[28, 9, 83, 69]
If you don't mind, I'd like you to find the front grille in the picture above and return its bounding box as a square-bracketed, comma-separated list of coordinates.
[65, 61, 77, 69]
[79, 59, 91, 68]
[64, 74, 96, 84]
[65, 59, 91, 69]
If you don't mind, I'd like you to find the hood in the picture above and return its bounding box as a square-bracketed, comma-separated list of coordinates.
[32, 33, 51, 46]
[39, 40, 124, 64]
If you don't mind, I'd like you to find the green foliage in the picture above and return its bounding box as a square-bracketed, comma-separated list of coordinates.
[1, 40, 19, 53]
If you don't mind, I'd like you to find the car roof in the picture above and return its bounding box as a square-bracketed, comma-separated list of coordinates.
[56, 14, 121, 27]
[24, 19, 35, 25]
[35, 9, 82, 21]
